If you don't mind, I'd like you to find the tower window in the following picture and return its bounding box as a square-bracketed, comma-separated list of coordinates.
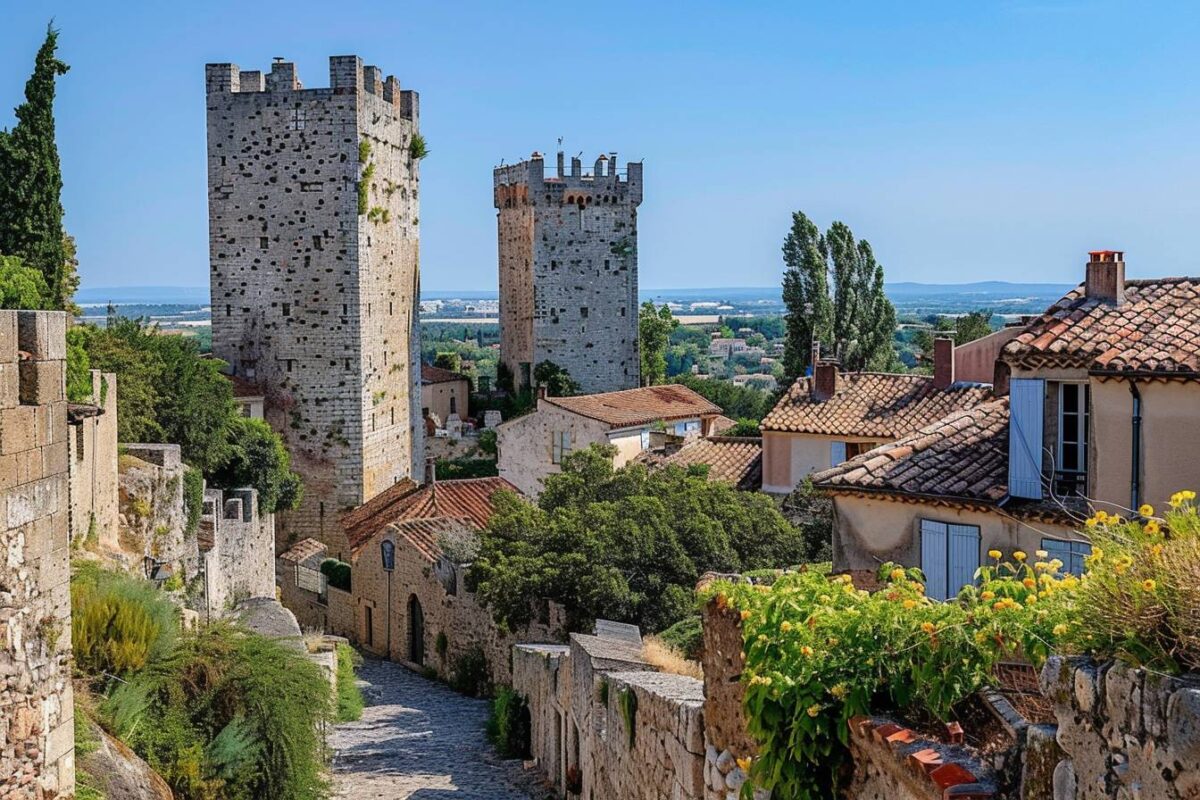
[580, 306, 589, 318]
[313, 235, 323, 250]
[259, 237, 269, 249]
[281, 302, 291, 316]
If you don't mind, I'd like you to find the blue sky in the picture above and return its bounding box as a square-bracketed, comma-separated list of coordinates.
[3, 1, 1200, 291]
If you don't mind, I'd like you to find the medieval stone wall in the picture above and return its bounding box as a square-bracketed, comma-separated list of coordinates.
[199, 487, 275, 615]
[67, 370, 118, 549]
[0, 310, 74, 799]
[118, 444, 193, 579]
[495, 152, 642, 393]
[206, 55, 423, 554]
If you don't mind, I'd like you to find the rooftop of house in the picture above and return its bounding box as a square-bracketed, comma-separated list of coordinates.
[761, 372, 994, 438]
[421, 363, 470, 385]
[635, 436, 763, 491]
[1002, 276, 1200, 375]
[541, 384, 722, 428]
[279, 536, 327, 566]
[385, 515, 476, 563]
[810, 398, 1011, 504]
[227, 373, 265, 398]
[342, 475, 518, 557]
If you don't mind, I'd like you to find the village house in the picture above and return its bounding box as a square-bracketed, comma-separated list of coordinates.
[495, 384, 723, 497]
[420, 363, 470, 427]
[813, 250, 1200, 600]
[707, 337, 747, 359]
[760, 338, 999, 495]
[635, 435, 763, 491]
[227, 374, 264, 420]
[277, 470, 561, 685]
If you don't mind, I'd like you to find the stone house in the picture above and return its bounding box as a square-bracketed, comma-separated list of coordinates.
[813, 251, 1200, 601]
[67, 369, 118, 547]
[420, 363, 469, 427]
[760, 339, 997, 495]
[496, 384, 723, 497]
[708, 338, 747, 359]
[227, 374, 264, 420]
[634, 435, 763, 491]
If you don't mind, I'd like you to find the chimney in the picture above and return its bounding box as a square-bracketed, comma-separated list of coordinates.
[933, 337, 955, 390]
[536, 385, 547, 401]
[812, 361, 838, 401]
[424, 457, 437, 486]
[810, 341, 821, 373]
[1085, 250, 1126, 305]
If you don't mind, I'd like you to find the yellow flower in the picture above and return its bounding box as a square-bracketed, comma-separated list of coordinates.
[740, 610, 752, 621]
[736, 757, 752, 773]
[993, 601, 1006, 611]
[1053, 623, 1068, 636]
[980, 590, 995, 601]
[1142, 579, 1157, 591]
[806, 704, 821, 717]
[1139, 504, 1154, 518]
[1023, 577, 1036, 589]
[1036, 549, 1049, 558]
[756, 634, 768, 643]
[780, 621, 793, 633]
[1013, 551, 1027, 562]
[1144, 521, 1161, 535]
[1085, 517, 1098, 528]
[1184, 490, 1197, 500]
[826, 637, 839, 646]
[830, 683, 848, 699]
[988, 549, 1002, 560]
[800, 646, 814, 657]
[1150, 543, 1164, 556]
[920, 621, 936, 634]
[903, 599, 917, 610]
[750, 675, 772, 686]
[1025, 594, 1037, 605]
[974, 630, 988, 644]
[891, 568, 906, 580]
[912, 583, 925, 594]
[1095, 510, 1109, 523]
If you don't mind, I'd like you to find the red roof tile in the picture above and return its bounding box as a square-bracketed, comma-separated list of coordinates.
[421, 363, 470, 384]
[279, 537, 328, 565]
[761, 373, 994, 438]
[543, 384, 721, 428]
[385, 516, 475, 563]
[227, 374, 264, 398]
[1002, 278, 1200, 374]
[636, 436, 762, 490]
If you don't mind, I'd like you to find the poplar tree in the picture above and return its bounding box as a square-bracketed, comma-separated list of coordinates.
[781, 212, 832, 380]
[0, 26, 72, 308]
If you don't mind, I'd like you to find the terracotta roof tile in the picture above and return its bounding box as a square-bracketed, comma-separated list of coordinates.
[421, 363, 470, 384]
[279, 537, 327, 565]
[1002, 278, 1200, 374]
[811, 398, 1011, 504]
[543, 384, 721, 428]
[635, 436, 762, 490]
[385, 516, 474, 563]
[761, 373, 994, 438]
[227, 374, 264, 398]
[343, 476, 518, 556]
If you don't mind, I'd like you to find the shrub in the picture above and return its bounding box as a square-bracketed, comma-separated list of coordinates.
[477, 428, 497, 456]
[434, 457, 498, 480]
[183, 467, 204, 534]
[335, 643, 364, 723]
[658, 615, 703, 660]
[641, 635, 702, 679]
[486, 687, 531, 759]
[449, 646, 490, 697]
[72, 564, 178, 681]
[320, 558, 351, 592]
[408, 133, 428, 161]
[617, 688, 637, 748]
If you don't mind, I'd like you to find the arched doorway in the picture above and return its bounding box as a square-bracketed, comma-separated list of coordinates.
[408, 595, 425, 665]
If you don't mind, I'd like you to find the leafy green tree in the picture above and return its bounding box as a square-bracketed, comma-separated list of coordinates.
[0, 255, 50, 309]
[724, 418, 761, 437]
[65, 325, 93, 402]
[433, 351, 462, 373]
[533, 360, 580, 397]
[208, 417, 303, 514]
[781, 212, 832, 380]
[639, 302, 678, 386]
[913, 310, 993, 362]
[0, 26, 74, 308]
[468, 444, 809, 633]
[674, 374, 773, 421]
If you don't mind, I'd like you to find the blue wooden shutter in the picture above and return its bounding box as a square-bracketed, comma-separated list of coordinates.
[920, 520, 948, 601]
[1008, 379, 1045, 500]
[948, 525, 981, 596]
[830, 441, 847, 467]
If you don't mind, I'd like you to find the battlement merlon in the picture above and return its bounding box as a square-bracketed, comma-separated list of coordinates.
[493, 151, 643, 202]
[205, 57, 418, 121]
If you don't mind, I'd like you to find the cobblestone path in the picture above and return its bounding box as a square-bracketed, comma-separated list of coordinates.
[330, 656, 546, 799]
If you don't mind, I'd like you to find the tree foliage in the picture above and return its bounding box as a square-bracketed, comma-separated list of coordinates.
[781, 213, 897, 378]
[468, 444, 810, 633]
[533, 360, 580, 397]
[0, 25, 76, 309]
[639, 301, 678, 386]
[0, 254, 51, 310]
[208, 417, 303, 514]
[673, 374, 774, 421]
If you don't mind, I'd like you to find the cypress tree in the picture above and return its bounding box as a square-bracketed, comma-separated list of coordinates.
[825, 221, 859, 361]
[0, 25, 71, 308]
[781, 212, 832, 380]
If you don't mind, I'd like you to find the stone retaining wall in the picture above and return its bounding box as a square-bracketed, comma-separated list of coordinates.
[67, 370, 118, 548]
[1042, 656, 1200, 799]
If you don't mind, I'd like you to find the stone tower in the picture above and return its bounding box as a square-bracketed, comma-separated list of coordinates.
[206, 56, 423, 557]
[495, 151, 643, 394]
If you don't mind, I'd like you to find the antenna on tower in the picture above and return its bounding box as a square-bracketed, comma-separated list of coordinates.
[557, 136, 564, 148]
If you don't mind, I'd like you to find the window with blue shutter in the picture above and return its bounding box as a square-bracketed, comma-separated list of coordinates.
[1008, 378, 1046, 500]
[1042, 538, 1091, 575]
[830, 441, 847, 467]
[948, 525, 981, 594]
[921, 520, 949, 601]
[921, 520, 982, 601]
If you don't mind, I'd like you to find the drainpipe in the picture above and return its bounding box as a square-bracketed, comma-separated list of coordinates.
[1129, 381, 1142, 513]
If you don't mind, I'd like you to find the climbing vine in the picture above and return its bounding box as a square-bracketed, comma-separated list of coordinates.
[617, 688, 637, 748]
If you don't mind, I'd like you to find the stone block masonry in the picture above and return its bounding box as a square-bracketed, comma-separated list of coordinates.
[206, 56, 424, 557]
[0, 310, 74, 799]
[495, 151, 643, 394]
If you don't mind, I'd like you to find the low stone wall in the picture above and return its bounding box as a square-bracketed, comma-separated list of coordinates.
[200, 487, 275, 614]
[1042, 656, 1200, 799]
[67, 369, 119, 548]
[846, 715, 998, 800]
[118, 443, 194, 578]
[513, 644, 571, 793]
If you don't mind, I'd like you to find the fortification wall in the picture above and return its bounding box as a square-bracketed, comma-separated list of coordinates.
[200, 487, 275, 614]
[67, 370, 119, 549]
[0, 310, 75, 799]
[206, 55, 423, 555]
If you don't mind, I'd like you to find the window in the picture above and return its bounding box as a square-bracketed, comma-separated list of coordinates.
[580, 306, 589, 318]
[551, 430, 572, 464]
[920, 520, 980, 601]
[449, 395, 457, 414]
[288, 108, 306, 130]
[845, 441, 877, 459]
[281, 302, 291, 316]
[1056, 383, 1090, 496]
[1042, 538, 1091, 576]
[674, 420, 699, 436]
[259, 237, 269, 249]
[640, 429, 650, 450]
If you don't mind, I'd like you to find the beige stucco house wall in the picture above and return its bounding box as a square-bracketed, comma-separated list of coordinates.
[832, 494, 1077, 575]
[422, 377, 469, 425]
[762, 432, 885, 495]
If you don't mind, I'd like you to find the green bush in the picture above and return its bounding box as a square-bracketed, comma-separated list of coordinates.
[659, 615, 703, 660]
[478, 428, 497, 456]
[320, 558, 351, 592]
[434, 457, 497, 480]
[335, 643, 364, 723]
[449, 646, 490, 697]
[183, 467, 204, 534]
[486, 687, 531, 759]
[71, 564, 178, 681]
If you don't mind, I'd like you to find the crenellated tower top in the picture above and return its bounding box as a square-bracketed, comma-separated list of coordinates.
[494, 150, 643, 208]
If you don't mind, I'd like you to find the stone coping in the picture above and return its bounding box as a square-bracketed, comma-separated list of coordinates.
[849, 715, 998, 799]
[606, 670, 705, 706]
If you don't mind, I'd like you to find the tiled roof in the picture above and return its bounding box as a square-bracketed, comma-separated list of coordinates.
[386, 516, 474, 563]
[421, 363, 470, 384]
[1001, 278, 1200, 375]
[636, 437, 762, 490]
[709, 415, 737, 434]
[227, 374, 264, 398]
[544, 384, 721, 428]
[811, 398, 1010, 503]
[280, 537, 328, 565]
[344, 476, 518, 556]
[761, 373, 994, 438]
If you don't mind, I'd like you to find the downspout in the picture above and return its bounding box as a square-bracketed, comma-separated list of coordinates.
[1129, 381, 1142, 513]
